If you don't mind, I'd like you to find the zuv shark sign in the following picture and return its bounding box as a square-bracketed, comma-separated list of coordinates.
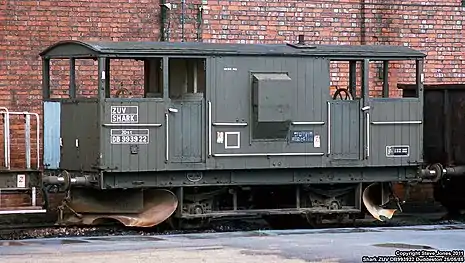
[110, 106, 139, 123]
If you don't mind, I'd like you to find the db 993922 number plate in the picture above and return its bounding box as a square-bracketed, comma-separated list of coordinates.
[386, 145, 409, 157]
[110, 129, 149, 144]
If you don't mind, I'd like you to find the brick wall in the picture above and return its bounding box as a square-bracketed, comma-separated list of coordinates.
[1, 0, 165, 170]
[203, 0, 465, 96]
[1, 0, 465, 207]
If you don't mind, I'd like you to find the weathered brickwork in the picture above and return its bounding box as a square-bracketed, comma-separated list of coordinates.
[202, 0, 465, 97]
[1, 0, 464, 208]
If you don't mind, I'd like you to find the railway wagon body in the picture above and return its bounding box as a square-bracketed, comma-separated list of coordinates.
[40, 38, 427, 228]
[399, 84, 465, 215]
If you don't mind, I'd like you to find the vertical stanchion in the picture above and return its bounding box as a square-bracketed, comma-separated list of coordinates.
[25, 114, 31, 169]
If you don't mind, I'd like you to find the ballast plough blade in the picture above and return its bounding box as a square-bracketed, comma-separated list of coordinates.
[362, 183, 397, 222]
[61, 189, 178, 228]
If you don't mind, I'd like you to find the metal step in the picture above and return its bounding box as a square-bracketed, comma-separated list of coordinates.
[0, 187, 45, 215]
[0, 206, 46, 215]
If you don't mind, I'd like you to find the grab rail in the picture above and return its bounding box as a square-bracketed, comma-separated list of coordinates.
[0, 108, 40, 170]
[0, 107, 10, 169]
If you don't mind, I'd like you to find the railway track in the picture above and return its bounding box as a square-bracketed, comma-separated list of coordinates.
[1, 207, 464, 241]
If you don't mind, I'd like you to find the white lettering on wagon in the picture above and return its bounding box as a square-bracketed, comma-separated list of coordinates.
[110, 106, 139, 123]
[110, 129, 149, 145]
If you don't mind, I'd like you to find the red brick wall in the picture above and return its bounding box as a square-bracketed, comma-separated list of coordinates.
[203, 0, 465, 96]
[1, 0, 464, 206]
[1, 0, 164, 169]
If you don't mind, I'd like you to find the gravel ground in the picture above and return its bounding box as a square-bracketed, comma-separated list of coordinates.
[2, 212, 465, 241]
[0, 219, 271, 240]
[0, 201, 463, 241]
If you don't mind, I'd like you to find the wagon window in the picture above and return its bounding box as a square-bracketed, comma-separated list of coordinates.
[103, 58, 164, 99]
[329, 60, 421, 100]
[329, 61, 362, 100]
[367, 60, 420, 99]
[168, 58, 206, 99]
[143, 58, 163, 98]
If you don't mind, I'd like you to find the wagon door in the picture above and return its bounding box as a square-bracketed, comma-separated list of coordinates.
[166, 58, 206, 164]
[328, 99, 363, 161]
[363, 58, 424, 167]
[167, 96, 205, 163]
[327, 60, 370, 163]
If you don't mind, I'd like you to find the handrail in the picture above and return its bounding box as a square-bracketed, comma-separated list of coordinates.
[0, 107, 10, 169]
[0, 109, 40, 170]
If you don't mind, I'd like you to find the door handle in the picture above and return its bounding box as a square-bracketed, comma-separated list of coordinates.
[360, 105, 370, 158]
[168, 107, 178, 113]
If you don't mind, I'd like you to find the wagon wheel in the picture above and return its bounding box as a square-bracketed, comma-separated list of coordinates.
[332, 88, 353, 100]
[115, 87, 132, 98]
